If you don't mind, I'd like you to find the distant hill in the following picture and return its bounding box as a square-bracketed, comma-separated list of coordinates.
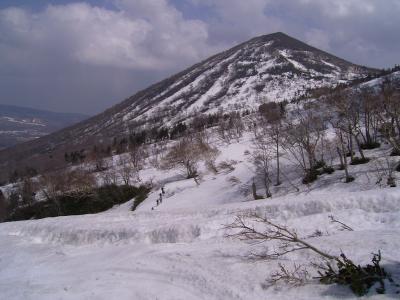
[0, 104, 88, 150]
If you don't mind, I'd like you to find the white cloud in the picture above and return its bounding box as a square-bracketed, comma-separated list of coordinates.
[1, 0, 399, 113]
[0, 2, 217, 71]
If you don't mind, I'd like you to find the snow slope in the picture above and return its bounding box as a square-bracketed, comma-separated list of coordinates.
[1, 168, 400, 299]
[2, 71, 400, 299]
[0, 189, 399, 299]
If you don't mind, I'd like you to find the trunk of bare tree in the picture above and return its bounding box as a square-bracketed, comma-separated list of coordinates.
[263, 169, 272, 198]
[275, 139, 281, 186]
[354, 133, 366, 160]
[337, 132, 351, 181]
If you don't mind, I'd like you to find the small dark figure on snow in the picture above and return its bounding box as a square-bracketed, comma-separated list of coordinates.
[156, 199, 159, 206]
[159, 193, 163, 204]
[161, 186, 165, 194]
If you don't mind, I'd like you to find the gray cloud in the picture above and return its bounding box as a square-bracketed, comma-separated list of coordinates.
[195, 0, 400, 68]
[0, 0, 399, 114]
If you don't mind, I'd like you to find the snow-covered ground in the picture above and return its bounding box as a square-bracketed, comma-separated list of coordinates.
[1, 132, 400, 299]
[1, 186, 399, 300]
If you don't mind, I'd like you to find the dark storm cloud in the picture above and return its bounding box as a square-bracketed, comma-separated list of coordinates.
[0, 0, 399, 114]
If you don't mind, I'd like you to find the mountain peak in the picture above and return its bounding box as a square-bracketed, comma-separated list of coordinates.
[0, 33, 375, 178]
[247, 32, 327, 53]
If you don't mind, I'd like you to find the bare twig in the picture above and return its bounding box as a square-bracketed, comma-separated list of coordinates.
[328, 215, 354, 231]
[267, 263, 310, 287]
[226, 213, 337, 260]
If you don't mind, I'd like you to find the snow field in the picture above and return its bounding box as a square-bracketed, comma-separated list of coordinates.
[1, 186, 399, 299]
[2, 109, 400, 299]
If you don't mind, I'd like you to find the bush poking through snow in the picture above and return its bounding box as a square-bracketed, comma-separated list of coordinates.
[7, 184, 150, 221]
[360, 142, 381, 150]
[217, 160, 236, 174]
[131, 186, 151, 211]
[350, 157, 371, 165]
[302, 169, 319, 184]
[226, 213, 395, 296]
[316, 251, 392, 296]
[390, 149, 400, 156]
[322, 166, 335, 174]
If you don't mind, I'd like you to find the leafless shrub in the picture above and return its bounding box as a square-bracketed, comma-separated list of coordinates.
[161, 135, 219, 179]
[372, 154, 397, 187]
[226, 212, 337, 260]
[218, 160, 236, 174]
[100, 168, 118, 186]
[118, 156, 134, 185]
[265, 263, 310, 287]
[36, 169, 96, 214]
[307, 229, 324, 238]
[227, 176, 241, 186]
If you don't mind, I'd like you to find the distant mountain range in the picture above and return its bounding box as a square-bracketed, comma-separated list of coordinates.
[0, 32, 378, 180]
[0, 104, 88, 150]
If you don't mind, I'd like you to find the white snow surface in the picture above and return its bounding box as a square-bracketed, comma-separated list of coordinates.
[1, 135, 400, 299]
[2, 121, 400, 299]
[1, 188, 399, 300]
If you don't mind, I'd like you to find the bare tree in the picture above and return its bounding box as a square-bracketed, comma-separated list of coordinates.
[331, 125, 354, 183]
[249, 134, 274, 198]
[217, 112, 244, 143]
[283, 104, 325, 183]
[129, 144, 147, 172]
[377, 78, 400, 153]
[162, 135, 219, 179]
[118, 156, 135, 185]
[259, 102, 286, 186]
[327, 89, 368, 163]
[358, 86, 381, 147]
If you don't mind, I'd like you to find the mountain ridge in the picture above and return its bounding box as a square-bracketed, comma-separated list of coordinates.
[0, 32, 378, 180]
[0, 104, 88, 150]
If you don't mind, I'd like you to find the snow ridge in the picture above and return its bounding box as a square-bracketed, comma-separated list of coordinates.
[2, 189, 399, 247]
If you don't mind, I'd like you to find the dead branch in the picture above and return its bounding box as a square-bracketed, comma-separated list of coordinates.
[267, 263, 310, 287]
[226, 212, 337, 260]
[328, 215, 354, 231]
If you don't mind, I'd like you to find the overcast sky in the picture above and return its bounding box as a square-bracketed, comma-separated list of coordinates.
[1, 0, 399, 114]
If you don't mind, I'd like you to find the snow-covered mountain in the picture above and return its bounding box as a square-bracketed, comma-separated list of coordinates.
[115, 32, 371, 127]
[0, 32, 375, 179]
[72, 32, 373, 136]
